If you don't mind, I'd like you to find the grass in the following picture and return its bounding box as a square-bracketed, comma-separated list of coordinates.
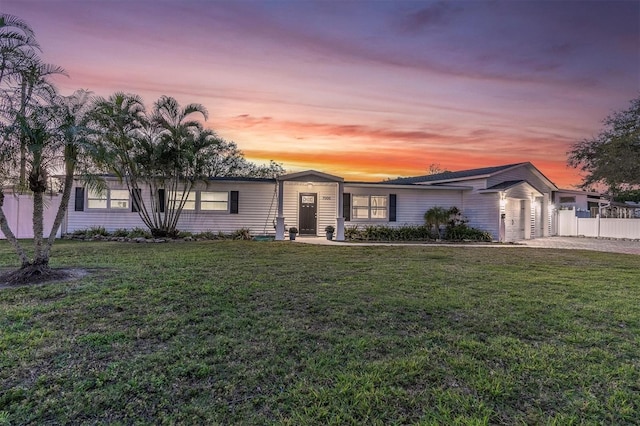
[0, 240, 639, 425]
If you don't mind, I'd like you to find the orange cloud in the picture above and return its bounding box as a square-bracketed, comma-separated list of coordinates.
[223, 114, 582, 187]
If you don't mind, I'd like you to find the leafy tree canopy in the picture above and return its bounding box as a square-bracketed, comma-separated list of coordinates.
[568, 96, 640, 195]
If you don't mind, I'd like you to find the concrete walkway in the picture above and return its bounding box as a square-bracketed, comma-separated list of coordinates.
[294, 236, 640, 255]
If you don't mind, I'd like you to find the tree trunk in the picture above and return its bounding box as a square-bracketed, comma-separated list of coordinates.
[42, 161, 75, 261]
[32, 189, 45, 261]
[0, 192, 30, 267]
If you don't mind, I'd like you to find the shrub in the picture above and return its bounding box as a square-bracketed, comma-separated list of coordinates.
[231, 228, 252, 240]
[343, 221, 491, 242]
[127, 228, 152, 239]
[69, 226, 109, 238]
[193, 230, 217, 240]
[444, 207, 492, 241]
[344, 224, 433, 242]
[424, 206, 450, 239]
[111, 228, 129, 238]
[344, 225, 361, 240]
[445, 224, 492, 241]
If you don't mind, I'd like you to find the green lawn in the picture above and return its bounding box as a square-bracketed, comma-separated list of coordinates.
[0, 240, 638, 425]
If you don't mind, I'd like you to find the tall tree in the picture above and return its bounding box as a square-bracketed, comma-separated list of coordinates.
[568, 96, 640, 195]
[0, 88, 90, 280]
[91, 94, 220, 237]
[0, 14, 92, 283]
[91, 93, 285, 237]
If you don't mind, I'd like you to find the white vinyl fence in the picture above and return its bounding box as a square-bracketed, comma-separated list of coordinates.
[0, 193, 62, 239]
[556, 209, 640, 239]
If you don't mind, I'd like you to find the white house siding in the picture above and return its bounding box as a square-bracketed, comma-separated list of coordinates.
[66, 180, 278, 235]
[344, 186, 464, 228]
[459, 179, 501, 240]
[0, 193, 62, 239]
[487, 166, 552, 195]
[282, 181, 338, 235]
[176, 181, 278, 235]
[488, 166, 554, 238]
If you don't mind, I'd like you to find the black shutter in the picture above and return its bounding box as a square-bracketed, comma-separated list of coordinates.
[343, 193, 351, 221]
[158, 189, 165, 213]
[389, 194, 397, 222]
[230, 191, 239, 214]
[74, 187, 85, 211]
[131, 188, 141, 212]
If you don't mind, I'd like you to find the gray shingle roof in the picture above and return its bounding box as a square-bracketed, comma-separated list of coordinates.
[483, 180, 526, 191]
[383, 163, 526, 185]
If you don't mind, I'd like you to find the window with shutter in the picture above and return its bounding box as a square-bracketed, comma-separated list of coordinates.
[389, 194, 397, 222]
[74, 187, 85, 211]
[343, 193, 350, 221]
[230, 191, 239, 214]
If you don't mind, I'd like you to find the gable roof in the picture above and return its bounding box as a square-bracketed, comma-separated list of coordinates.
[483, 180, 526, 191]
[384, 163, 526, 185]
[278, 170, 343, 182]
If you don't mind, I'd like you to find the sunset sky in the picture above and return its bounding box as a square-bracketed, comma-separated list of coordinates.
[4, 0, 639, 188]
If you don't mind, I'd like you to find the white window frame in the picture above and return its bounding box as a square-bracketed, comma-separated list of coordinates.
[110, 189, 130, 210]
[87, 188, 108, 209]
[168, 191, 196, 211]
[200, 191, 229, 212]
[352, 195, 388, 220]
[87, 188, 131, 210]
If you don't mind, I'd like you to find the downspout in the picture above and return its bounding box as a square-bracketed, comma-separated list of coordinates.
[275, 178, 285, 240]
[336, 181, 344, 241]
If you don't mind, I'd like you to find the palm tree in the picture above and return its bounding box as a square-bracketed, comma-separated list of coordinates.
[424, 206, 450, 239]
[0, 88, 100, 282]
[1, 14, 66, 188]
[0, 13, 39, 85]
[40, 89, 95, 260]
[91, 94, 237, 237]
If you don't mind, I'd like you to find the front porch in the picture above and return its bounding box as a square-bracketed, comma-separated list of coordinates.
[274, 170, 345, 241]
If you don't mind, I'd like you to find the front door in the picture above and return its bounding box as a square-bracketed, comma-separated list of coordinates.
[299, 193, 317, 235]
[505, 199, 526, 242]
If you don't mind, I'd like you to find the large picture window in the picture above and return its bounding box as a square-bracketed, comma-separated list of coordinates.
[200, 191, 228, 211]
[87, 188, 130, 210]
[352, 195, 388, 219]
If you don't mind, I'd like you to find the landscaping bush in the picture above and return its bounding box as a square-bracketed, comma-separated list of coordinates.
[231, 228, 252, 240]
[445, 224, 492, 241]
[344, 218, 491, 242]
[344, 225, 434, 241]
[127, 227, 152, 239]
[111, 228, 129, 238]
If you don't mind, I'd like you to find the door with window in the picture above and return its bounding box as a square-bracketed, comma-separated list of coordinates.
[299, 193, 317, 235]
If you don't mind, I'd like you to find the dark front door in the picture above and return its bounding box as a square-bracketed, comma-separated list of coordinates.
[299, 193, 317, 235]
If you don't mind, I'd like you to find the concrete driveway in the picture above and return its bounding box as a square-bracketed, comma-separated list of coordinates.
[296, 236, 640, 255]
[519, 236, 640, 255]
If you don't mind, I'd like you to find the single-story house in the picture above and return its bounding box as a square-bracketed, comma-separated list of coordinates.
[62, 162, 561, 242]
